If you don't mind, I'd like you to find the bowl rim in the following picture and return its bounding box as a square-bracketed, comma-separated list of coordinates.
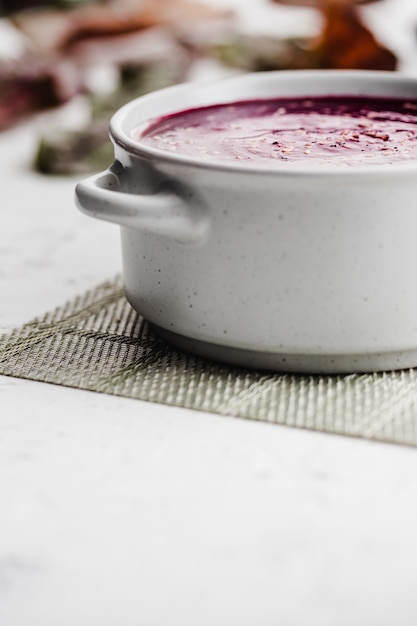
[109, 69, 417, 177]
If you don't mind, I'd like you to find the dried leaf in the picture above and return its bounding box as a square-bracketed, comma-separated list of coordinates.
[215, 1, 396, 73]
[0, 57, 81, 130]
[312, 1, 397, 70]
[11, 0, 233, 54]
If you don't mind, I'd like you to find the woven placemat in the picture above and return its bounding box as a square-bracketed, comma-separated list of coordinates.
[1, 275, 417, 446]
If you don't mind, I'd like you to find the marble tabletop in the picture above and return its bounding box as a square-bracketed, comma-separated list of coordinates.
[2, 1, 417, 625]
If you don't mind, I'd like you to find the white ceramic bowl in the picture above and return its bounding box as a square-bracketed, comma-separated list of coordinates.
[75, 70, 417, 373]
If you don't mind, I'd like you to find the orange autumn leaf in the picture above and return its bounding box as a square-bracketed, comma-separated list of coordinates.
[313, 1, 397, 70]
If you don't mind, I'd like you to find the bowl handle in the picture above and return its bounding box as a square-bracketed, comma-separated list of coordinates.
[74, 161, 209, 244]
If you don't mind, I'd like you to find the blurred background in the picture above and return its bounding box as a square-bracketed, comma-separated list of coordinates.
[1, 0, 416, 175]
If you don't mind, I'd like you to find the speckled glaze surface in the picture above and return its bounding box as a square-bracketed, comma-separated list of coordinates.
[75, 70, 417, 373]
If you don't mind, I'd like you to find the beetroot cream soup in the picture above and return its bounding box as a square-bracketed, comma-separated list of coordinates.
[134, 96, 417, 166]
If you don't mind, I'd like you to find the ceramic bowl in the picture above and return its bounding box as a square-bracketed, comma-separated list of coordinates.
[75, 70, 417, 373]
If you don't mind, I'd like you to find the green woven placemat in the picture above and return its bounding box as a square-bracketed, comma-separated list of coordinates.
[1, 275, 417, 446]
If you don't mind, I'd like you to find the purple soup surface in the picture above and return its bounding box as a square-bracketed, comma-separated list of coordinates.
[133, 96, 417, 167]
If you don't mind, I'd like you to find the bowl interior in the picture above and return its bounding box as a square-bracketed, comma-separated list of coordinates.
[109, 70, 417, 174]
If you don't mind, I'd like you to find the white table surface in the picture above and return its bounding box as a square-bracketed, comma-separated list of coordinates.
[2, 1, 417, 625]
